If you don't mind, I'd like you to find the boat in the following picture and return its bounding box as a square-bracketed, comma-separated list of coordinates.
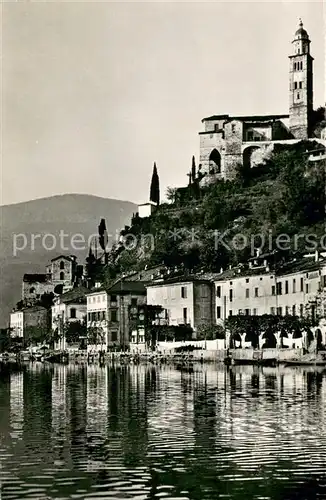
[284, 352, 326, 367]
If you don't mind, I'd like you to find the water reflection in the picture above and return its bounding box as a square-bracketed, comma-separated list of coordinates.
[0, 362, 325, 499]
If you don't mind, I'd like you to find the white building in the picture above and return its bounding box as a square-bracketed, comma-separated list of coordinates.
[146, 277, 213, 334]
[213, 254, 326, 324]
[51, 287, 87, 350]
[9, 311, 24, 338]
[86, 286, 108, 352]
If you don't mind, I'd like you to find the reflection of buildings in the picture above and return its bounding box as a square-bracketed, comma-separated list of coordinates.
[86, 366, 108, 442]
[10, 372, 24, 442]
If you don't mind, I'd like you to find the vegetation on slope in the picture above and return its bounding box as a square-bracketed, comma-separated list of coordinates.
[99, 140, 325, 282]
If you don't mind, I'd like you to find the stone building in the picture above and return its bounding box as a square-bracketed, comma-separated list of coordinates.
[46, 255, 80, 291]
[199, 21, 323, 183]
[22, 274, 54, 303]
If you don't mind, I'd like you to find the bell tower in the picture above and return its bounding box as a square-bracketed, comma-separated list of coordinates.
[289, 19, 313, 139]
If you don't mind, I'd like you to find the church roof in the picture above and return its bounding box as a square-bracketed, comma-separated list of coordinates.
[202, 114, 289, 123]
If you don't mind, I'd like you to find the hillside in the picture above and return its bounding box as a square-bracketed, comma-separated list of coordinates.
[101, 140, 325, 282]
[0, 194, 136, 327]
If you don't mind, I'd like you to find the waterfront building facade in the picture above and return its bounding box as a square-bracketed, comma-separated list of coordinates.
[106, 280, 147, 349]
[213, 255, 326, 324]
[86, 286, 109, 351]
[146, 277, 214, 337]
[52, 287, 87, 350]
[10, 306, 49, 340]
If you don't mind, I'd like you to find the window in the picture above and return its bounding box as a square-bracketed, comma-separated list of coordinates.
[276, 282, 282, 295]
[300, 61, 303, 70]
[97, 295, 101, 302]
[111, 310, 117, 322]
[181, 286, 187, 299]
[111, 331, 117, 342]
[300, 278, 304, 292]
[297, 93, 300, 100]
[292, 305, 296, 316]
[253, 308, 257, 316]
[293, 62, 296, 71]
[285, 281, 289, 294]
[229, 289, 233, 302]
[111, 295, 117, 303]
[245, 289, 249, 299]
[183, 307, 188, 324]
[272, 285, 276, 296]
[229, 310, 233, 317]
[306, 283, 309, 294]
[60, 272, 65, 281]
[247, 131, 254, 141]
[299, 81, 302, 89]
[87, 313, 91, 322]
[300, 304, 304, 317]
[255, 287, 259, 297]
[102, 311, 106, 320]
[216, 307, 221, 319]
[277, 307, 282, 316]
[238, 309, 243, 315]
[293, 279, 296, 293]
[29, 287, 35, 294]
[294, 81, 298, 89]
[70, 308, 76, 319]
[216, 286, 221, 298]
[232, 124, 236, 134]
[270, 307, 275, 315]
[322, 275, 326, 288]
[91, 312, 96, 321]
[60, 261, 65, 270]
[131, 298, 137, 306]
[245, 309, 250, 316]
[246, 278, 249, 283]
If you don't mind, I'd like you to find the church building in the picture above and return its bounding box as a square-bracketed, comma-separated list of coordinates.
[199, 20, 322, 183]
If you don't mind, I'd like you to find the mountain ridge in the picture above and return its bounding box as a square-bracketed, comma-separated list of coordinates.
[0, 193, 137, 328]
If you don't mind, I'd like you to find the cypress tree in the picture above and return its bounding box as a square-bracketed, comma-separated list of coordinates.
[191, 156, 196, 182]
[150, 162, 160, 205]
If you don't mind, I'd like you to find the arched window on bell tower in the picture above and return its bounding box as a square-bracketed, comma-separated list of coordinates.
[289, 19, 313, 140]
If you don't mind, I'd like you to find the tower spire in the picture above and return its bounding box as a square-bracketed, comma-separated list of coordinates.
[289, 19, 313, 139]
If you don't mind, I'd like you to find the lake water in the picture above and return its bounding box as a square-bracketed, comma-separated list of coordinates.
[0, 362, 326, 500]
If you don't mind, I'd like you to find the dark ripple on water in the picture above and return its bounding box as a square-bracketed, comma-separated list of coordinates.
[0, 363, 326, 499]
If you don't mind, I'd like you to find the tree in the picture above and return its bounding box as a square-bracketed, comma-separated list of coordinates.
[191, 156, 196, 182]
[64, 319, 87, 345]
[196, 323, 225, 341]
[166, 186, 177, 204]
[87, 326, 106, 349]
[150, 162, 160, 205]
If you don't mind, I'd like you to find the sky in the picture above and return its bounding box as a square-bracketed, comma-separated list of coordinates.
[2, 1, 325, 206]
